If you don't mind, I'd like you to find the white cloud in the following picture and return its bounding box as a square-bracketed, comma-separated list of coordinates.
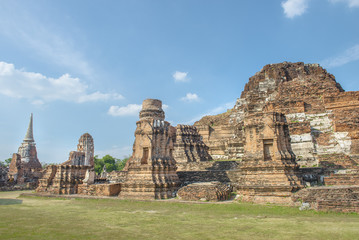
[108, 104, 142, 116]
[0, 61, 123, 104]
[31, 100, 45, 106]
[173, 71, 190, 82]
[108, 102, 169, 117]
[181, 93, 200, 102]
[321, 44, 359, 68]
[330, 0, 359, 7]
[163, 104, 169, 110]
[185, 101, 235, 125]
[281, 0, 310, 18]
[78, 92, 123, 103]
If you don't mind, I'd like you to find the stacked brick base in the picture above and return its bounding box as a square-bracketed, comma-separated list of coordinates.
[292, 186, 359, 213]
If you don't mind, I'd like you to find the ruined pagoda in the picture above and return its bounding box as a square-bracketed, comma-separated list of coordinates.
[8, 113, 42, 183]
[119, 99, 180, 199]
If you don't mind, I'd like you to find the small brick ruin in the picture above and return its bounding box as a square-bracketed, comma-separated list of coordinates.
[62, 133, 95, 166]
[177, 182, 232, 201]
[8, 114, 42, 187]
[36, 133, 98, 195]
[36, 165, 91, 194]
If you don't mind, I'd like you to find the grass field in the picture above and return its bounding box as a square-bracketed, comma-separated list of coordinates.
[0, 191, 358, 240]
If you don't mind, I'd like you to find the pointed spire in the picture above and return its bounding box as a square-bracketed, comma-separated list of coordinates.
[24, 113, 34, 142]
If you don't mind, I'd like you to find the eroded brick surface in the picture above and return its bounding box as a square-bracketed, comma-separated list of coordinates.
[177, 182, 232, 201]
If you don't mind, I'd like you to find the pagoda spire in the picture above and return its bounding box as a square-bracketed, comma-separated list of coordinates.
[23, 113, 34, 142]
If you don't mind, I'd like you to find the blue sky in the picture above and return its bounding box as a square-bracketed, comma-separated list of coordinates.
[0, 0, 358, 163]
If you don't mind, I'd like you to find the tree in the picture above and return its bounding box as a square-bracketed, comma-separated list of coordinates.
[0, 158, 12, 167]
[94, 155, 129, 174]
[94, 155, 105, 175]
[5, 158, 11, 166]
[117, 157, 129, 171]
[102, 155, 115, 172]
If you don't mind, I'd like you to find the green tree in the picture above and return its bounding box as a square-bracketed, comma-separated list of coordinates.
[94, 155, 105, 175]
[103, 155, 116, 172]
[116, 157, 129, 171]
[0, 158, 12, 167]
[94, 155, 129, 174]
[5, 158, 11, 166]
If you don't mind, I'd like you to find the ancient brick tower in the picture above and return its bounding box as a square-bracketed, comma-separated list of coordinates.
[237, 111, 303, 204]
[119, 99, 180, 199]
[8, 113, 42, 183]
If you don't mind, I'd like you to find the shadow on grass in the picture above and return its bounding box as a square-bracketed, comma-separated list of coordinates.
[0, 198, 23, 205]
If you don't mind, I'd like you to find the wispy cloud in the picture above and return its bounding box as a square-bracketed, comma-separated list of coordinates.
[0, 3, 92, 77]
[330, 0, 359, 7]
[108, 103, 169, 117]
[0, 61, 123, 104]
[108, 104, 142, 117]
[185, 101, 235, 124]
[281, 0, 310, 18]
[163, 104, 169, 110]
[173, 71, 190, 82]
[321, 44, 359, 68]
[282, 0, 359, 19]
[181, 93, 200, 102]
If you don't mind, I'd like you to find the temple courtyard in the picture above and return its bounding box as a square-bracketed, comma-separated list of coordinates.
[0, 191, 358, 240]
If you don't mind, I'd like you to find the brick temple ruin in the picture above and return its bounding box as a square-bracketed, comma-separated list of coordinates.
[8, 61, 359, 213]
[7, 114, 42, 187]
[119, 99, 180, 199]
[36, 133, 97, 194]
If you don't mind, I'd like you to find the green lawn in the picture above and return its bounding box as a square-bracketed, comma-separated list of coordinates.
[0, 191, 358, 240]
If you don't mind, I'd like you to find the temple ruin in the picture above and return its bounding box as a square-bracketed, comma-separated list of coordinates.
[62, 133, 95, 166]
[119, 99, 180, 199]
[31, 62, 359, 212]
[36, 133, 96, 194]
[237, 111, 302, 204]
[173, 124, 212, 164]
[8, 114, 42, 186]
[195, 62, 359, 171]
